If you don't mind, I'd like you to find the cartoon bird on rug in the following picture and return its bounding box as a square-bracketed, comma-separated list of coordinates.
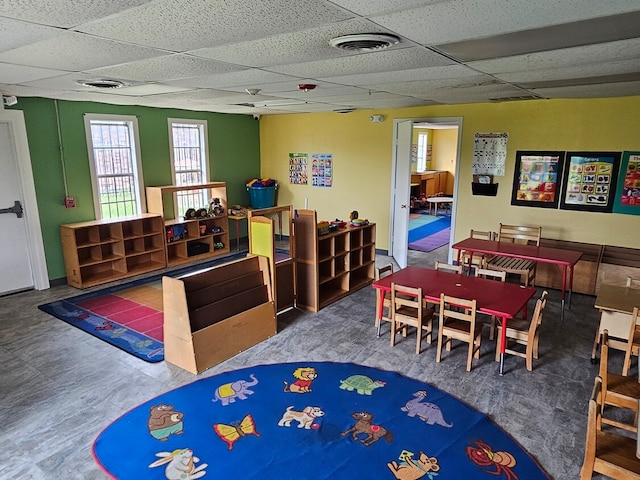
[283, 367, 317, 393]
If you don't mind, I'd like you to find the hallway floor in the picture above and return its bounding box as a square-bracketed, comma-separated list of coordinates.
[0, 244, 624, 478]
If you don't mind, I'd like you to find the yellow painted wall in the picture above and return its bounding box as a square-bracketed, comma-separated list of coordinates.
[259, 97, 640, 251]
[431, 128, 457, 195]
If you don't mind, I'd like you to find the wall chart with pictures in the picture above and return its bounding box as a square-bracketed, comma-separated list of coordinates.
[559, 151, 621, 212]
[289, 153, 308, 185]
[511, 151, 564, 208]
[311, 153, 333, 187]
[613, 151, 640, 215]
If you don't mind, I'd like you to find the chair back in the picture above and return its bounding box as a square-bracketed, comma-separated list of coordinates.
[527, 290, 548, 337]
[497, 224, 541, 246]
[375, 264, 394, 281]
[434, 261, 462, 274]
[391, 283, 423, 321]
[474, 268, 506, 282]
[439, 294, 477, 326]
[582, 376, 604, 476]
[470, 229, 494, 241]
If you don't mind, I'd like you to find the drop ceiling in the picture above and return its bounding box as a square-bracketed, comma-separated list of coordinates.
[1, 0, 639, 115]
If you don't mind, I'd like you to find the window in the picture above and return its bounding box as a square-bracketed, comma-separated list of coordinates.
[169, 119, 209, 216]
[417, 132, 428, 172]
[84, 114, 144, 219]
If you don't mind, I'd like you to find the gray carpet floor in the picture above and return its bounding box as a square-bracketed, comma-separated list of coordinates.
[0, 244, 629, 479]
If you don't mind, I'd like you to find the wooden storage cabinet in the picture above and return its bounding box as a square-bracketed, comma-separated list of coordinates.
[61, 214, 166, 288]
[146, 182, 230, 267]
[293, 209, 376, 312]
[163, 255, 277, 374]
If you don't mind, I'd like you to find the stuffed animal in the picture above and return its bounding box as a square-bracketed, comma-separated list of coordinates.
[208, 198, 225, 216]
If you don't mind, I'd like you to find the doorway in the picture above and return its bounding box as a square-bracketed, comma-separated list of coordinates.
[390, 117, 462, 269]
[0, 109, 49, 294]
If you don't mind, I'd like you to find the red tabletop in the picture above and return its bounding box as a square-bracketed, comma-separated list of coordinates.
[451, 238, 583, 266]
[373, 266, 536, 320]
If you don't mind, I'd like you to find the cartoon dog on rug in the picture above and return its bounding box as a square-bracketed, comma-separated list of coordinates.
[283, 367, 317, 393]
[278, 406, 325, 429]
[341, 411, 393, 446]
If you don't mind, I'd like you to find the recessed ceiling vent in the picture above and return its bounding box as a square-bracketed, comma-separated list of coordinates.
[329, 33, 400, 52]
[77, 79, 125, 89]
[489, 95, 540, 102]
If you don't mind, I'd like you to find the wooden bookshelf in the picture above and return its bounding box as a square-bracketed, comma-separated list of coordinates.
[293, 209, 375, 312]
[146, 182, 230, 267]
[60, 214, 165, 288]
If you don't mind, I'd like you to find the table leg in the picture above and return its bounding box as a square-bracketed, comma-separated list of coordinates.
[235, 219, 240, 251]
[375, 289, 384, 337]
[499, 316, 507, 376]
[568, 265, 574, 308]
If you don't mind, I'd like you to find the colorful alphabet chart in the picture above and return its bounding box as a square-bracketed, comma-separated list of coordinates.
[619, 153, 640, 206]
[515, 153, 561, 203]
[472, 132, 508, 176]
[563, 155, 615, 206]
[289, 153, 308, 185]
[311, 153, 333, 187]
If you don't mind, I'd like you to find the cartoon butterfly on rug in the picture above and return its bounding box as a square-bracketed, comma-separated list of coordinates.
[213, 414, 260, 450]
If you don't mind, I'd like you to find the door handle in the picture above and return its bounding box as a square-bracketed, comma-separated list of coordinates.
[0, 200, 23, 218]
[401, 204, 407, 209]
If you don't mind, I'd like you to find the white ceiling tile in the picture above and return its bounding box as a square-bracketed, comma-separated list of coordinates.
[0, 17, 62, 51]
[76, 0, 353, 51]
[328, 0, 443, 16]
[269, 46, 453, 78]
[0, 63, 70, 84]
[496, 58, 640, 83]
[84, 54, 245, 82]
[0, 31, 167, 71]
[532, 81, 640, 99]
[189, 18, 400, 68]
[320, 64, 478, 86]
[167, 70, 299, 90]
[0, 0, 153, 28]
[370, 0, 640, 45]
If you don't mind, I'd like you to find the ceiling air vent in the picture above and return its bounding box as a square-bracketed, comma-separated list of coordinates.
[489, 95, 540, 102]
[77, 79, 125, 89]
[329, 33, 400, 52]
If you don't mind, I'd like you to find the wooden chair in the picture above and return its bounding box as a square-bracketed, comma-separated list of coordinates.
[593, 307, 640, 376]
[494, 290, 548, 371]
[436, 294, 481, 371]
[580, 376, 640, 479]
[599, 330, 640, 433]
[460, 229, 494, 272]
[374, 264, 394, 337]
[434, 260, 462, 274]
[474, 268, 506, 340]
[486, 224, 541, 286]
[390, 283, 435, 354]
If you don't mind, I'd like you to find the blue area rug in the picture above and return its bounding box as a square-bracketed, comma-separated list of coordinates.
[93, 362, 549, 479]
[38, 252, 247, 363]
[408, 215, 451, 252]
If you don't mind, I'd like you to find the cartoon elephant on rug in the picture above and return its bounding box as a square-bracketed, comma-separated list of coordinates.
[212, 374, 258, 406]
[401, 390, 453, 427]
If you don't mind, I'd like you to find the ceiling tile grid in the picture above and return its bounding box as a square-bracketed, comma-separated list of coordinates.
[0, 0, 638, 114]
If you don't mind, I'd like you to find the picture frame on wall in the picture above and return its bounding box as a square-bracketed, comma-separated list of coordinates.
[559, 151, 621, 213]
[612, 151, 640, 215]
[510, 151, 565, 208]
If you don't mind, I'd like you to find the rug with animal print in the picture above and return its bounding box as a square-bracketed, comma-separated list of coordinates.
[92, 362, 549, 479]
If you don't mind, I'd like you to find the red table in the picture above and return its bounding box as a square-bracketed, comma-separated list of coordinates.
[373, 266, 536, 375]
[452, 238, 582, 321]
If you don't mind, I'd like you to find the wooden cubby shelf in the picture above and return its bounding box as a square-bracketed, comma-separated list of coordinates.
[60, 214, 166, 288]
[146, 182, 231, 267]
[293, 209, 376, 312]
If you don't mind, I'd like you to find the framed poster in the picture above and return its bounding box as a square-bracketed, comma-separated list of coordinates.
[613, 151, 640, 215]
[510, 151, 565, 208]
[559, 151, 621, 212]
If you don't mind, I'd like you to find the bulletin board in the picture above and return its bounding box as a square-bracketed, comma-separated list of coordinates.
[613, 151, 640, 215]
[559, 151, 621, 213]
[510, 151, 564, 208]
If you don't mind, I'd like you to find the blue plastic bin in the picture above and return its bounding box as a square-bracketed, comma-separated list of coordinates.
[248, 185, 277, 209]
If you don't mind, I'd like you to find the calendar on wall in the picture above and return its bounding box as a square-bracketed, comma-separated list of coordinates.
[472, 132, 508, 176]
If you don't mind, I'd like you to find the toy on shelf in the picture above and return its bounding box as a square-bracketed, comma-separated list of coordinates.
[348, 210, 369, 227]
[246, 178, 277, 188]
[208, 198, 225, 216]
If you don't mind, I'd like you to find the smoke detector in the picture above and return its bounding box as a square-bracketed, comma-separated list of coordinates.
[329, 33, 400, 52]
[77, 79, 126, 89]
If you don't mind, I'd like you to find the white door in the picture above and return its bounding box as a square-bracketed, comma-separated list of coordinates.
[0, 121, 34, 293]
[391, 120, 413, 268]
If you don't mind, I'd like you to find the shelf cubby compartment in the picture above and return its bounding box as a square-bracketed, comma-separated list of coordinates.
[349, 263, 375, 290]
[318, 237, 333, 261]
[126, 250, 166, 275]
[318, 258, 333, 283]
[335, 253, 348, 276]
[349, 229, 362, 249]
[349, 250, 363, 269]
[334, 234, 347, 256]
[318, 276, 349, 309]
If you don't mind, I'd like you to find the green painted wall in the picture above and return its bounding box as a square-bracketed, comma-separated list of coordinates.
[13, 98, 260, 281]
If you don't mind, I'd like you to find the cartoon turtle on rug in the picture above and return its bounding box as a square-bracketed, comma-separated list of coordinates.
[339, 375, 386, 395]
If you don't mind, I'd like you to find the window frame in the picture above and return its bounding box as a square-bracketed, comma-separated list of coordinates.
[417, 131, 428, 172]
[84, 113, 146, 220]
[168, 118, 210, 215]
